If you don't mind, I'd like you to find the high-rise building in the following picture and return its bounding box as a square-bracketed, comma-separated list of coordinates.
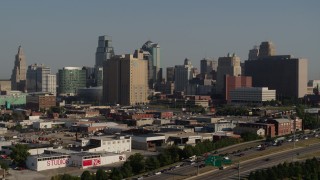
[174, 58, 194, 92]
[200, 58, 217, 78]
[11, 46, 27, 92]
[95, 35, 115, 68]
[166, 67, 175, 82]
[216, 53, 242, 94]
[248, 46, 259, 60]
[27, 64, 56, 95]
[103, 50, 149, 105]
[141, 41, 161, 89]
[58, 67, 86, 96]
[225, 75, 252, 102]
[245, 55, 308, 98]
[259, 41, 276, 58]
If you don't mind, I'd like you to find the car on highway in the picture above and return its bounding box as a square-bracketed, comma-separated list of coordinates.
[219, 166, 226, 170]
[236, 153, 245, 157]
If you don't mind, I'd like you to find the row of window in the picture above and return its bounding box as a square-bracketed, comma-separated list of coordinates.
[37, 155, 70, 161]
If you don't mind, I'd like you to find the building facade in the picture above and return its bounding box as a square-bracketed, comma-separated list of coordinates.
[216, 53, 242, 95]
[141, 41, 161, 89]
[58, 67, 86, 96]
[0, 80, 11, 93]
[174, 58, 194, 92]
[258, 41, 276, 58]
[103, 50, 149, 105]
[26, 93, 56, 110]
[27, 64, 56, 95]
[200, 58, 217, 79]
[11, 46, 27, 92]
[166, 67, 175, 82]
[245, 55, 308, 98]
[229, 87, 276, 104]
[225, 75, 252, 101]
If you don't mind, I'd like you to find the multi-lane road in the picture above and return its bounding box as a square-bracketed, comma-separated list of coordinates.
[142, 139, 320, 180]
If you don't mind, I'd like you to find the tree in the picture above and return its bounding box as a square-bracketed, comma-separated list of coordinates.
[81, 170, 93, 180]
[241, 132, 262, 141]
[121, 161, 133, 178]
[0, 162, 8, 171]
[109, 168, 123, 180]
[128, 153, 145, 174]
[10, 144, 30, 166]
[96, 169, 108, 180]
[182, 145, 194, 159]
[145, 156, 160, 171]
[157, 152, 172, 166]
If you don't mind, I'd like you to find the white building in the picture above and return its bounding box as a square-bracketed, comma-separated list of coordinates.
[26, 64, 56, 95]
[26, 152, 126, 171]
[75, 135, 131, 153]
[229, 87, 276, 104]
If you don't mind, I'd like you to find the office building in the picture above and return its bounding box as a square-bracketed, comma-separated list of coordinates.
[95, 35, 115, 68]
[216, 53, 242, 95]
[141, 40, 161, 89]
[225, 75, 252, 101]
[259, 41, 276, 58]
[174, 58, 194, 92]
[248, 46, 259, 60]
[11, 46, 27, 92]
[58, 67, 86, 96]
[229, 87, 276, 104]
[0, 80, 11, 93]
[166, 67, 175, 82]
[200, 58, 217, 79]
[26, 64, 56, 95]
[26, 93, 56, 111]
[103, 50, 149, 105]
[245, 55, 308, 98]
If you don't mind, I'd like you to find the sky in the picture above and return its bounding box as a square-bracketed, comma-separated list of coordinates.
[0, 0, 319, 80]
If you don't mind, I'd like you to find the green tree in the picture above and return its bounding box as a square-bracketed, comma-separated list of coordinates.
[241, 132, 262, 141]
[0, 162, 8, 171]
[121, 161, 133, 178]
[109, 168, 123, 180]
[96, 169, 107, 180]
[81, 170, 93, 180]
[128, 153, 145, 174]
[157, 152, 172, 166]
[145, 156, 160, 171]
[182, 145, 194, 159]
[10, 144, 30, 166]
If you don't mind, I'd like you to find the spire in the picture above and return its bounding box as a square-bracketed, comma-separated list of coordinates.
[17, 46, 24, 56]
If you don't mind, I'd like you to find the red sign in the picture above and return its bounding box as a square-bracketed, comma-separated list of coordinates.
[82, 159, 92, 167]
[93, 158, 101, 166]
[47, 158, 69, 166]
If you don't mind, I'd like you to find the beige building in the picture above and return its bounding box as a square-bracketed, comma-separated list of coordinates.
[0, 80, 11, 92]
[11, 46, 27, 92]
[216, 53, 242, 94]
[103, 50, 149, 105]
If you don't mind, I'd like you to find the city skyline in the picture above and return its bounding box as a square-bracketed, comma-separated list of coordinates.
[0, 1, 319, 80]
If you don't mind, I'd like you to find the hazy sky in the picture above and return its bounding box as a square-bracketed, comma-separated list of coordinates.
[1, 1, 319, 79]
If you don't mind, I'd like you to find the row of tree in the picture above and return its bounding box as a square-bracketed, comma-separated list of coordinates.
[248, 158, 320, 180]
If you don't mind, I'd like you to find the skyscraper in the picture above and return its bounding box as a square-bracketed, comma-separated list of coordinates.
[259, 41, 276, 58]
[27, 64, 56, 95]
[103, 50, 149, 105]
[95, 35, 115, 68]
[245, 55, 307, 98]
[141, 40, 161, 89]
[174, 58, 194, 92]
[216, 53, 242, 94]
[200, 58, 217, 79]
[166, 67, 175, 82]
[248, 46, 259, 60]
[58, 67, 86, 96]
[11, 46, 27, 92]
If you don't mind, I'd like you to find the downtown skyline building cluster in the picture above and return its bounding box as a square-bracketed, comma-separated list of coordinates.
[0, 35, 316, 107]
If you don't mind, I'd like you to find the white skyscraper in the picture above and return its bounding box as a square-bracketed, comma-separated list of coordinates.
[27, 64, 56, 95]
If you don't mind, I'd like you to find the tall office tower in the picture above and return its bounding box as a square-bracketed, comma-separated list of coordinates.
[259, 41, 276, 58]
[26, 64, 56, 95]
[174, 58, 194, 92]
[216, 53, 242, 95]
[248, 46, 259, 60]
[95, 35, 115, 68]
[58, 67, 86, 96]
[245, 55, 308, 98]
[11, 46, 27, 92]
[166, 67, 175, 82]
[141, 40, 161, 89]
[200, 58, 217, 78]
[103, 50, 149, 105]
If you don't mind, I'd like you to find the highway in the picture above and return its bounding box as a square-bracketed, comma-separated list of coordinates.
[142, 139, 320, 180]
[192, 142, 320, 180]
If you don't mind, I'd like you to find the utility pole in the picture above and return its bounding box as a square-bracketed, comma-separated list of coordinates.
[293, 117, 296, 149]
[238, 161, 240, 180]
